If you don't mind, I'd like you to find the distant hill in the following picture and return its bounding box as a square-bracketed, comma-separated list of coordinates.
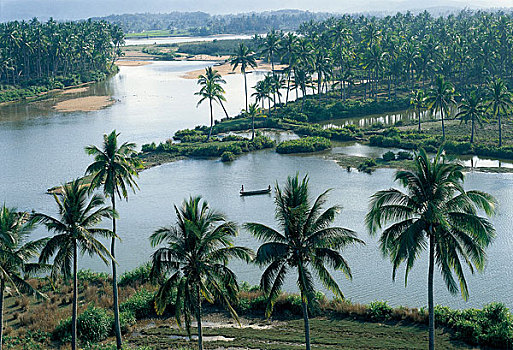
[1, 0, 512, 22]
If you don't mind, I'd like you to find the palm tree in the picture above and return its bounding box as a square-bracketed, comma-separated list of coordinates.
[244, 175, 364, 350]
[410, 90, 427, 132]
[0, 206, 46, 349]
[149, 196, 253, 350]
[243, 103, 262, 141]
[85, 131, 141, 350]
[487, 78, 512, 147]
[34, 180, 115, 350]
[366, 146, 496, 350]
[198, 66, 229, 119]
[195, 69, 227, 141]
[230, 43, 257, 111]
[425, 76, 457, 139]
[456, 90, 487, 143]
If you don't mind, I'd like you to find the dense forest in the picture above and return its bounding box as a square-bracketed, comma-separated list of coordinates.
[0, 19, 123, 90]
[95, 10, 333, 35]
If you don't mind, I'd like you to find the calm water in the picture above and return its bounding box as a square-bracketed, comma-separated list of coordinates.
[125, 34, 253, 46]
[1, 61, 513, 310]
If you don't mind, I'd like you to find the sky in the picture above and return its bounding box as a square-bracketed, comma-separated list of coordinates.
[1, 0, 513, 21]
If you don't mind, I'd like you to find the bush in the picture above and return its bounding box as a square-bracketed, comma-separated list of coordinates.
[368, 301, 393, 321]
[221, 151, 236, 162]
[118, 262, 153, 287]
[382, 151, 396, 162]
[357, 159, 377, 173]
[120, 289, 156, 319]
[276, 137, 331, 154]
[396, 151, 413, 160]
[77, 269, 109, 284]
[118, 310, 137, 334]
[52, 306, 111, 343]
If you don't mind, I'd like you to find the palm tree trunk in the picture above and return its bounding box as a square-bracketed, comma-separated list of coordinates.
[441, 109, 445, 139]
[428, 233, 435, 350]
[111, 197, 122, 350]
[197, 287, 203, 350]
[207, 99, 214, 141]
[286, 72, 291, 104]
[219, 100, 229, 119]
[499, 114, 502, 147]
[243, 70, 248, 112]
[418, 108, 421, 132]
[72, 241, 78, 350]
[0, 279, 5, 350]
[471, 118, 475, 143]
[301, 294, 311, 350]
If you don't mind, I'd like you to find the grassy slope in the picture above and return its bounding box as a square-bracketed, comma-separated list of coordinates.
[127, 313, 471, 350]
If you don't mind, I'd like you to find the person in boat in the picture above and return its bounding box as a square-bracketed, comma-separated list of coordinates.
[268, 185, 271, 191]
[241, 185, 244, 193]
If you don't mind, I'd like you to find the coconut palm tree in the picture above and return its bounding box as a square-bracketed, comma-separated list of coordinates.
[425, 76, 457, 139]
[195, 69, 227, 141]
[85, 131, 141, 349]
[244, 174, 364, 350]
[34, 180, 115, 350]
[0, 206, 47, 349]
[456, 90, 487, 143]
[149, 196, 253, 350]
[366, 146, 496, 350]
[230, 43, 257, 111]
[243, 103, 262, 141]
[198, 66, 230, 119]
[410, 90, 427, 132]
[487, 78, 512, 147]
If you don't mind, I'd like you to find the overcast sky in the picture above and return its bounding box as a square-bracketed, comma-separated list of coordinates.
[1, 0, 513, 21]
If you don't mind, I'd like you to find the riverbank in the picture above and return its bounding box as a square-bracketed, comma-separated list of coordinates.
[5, 265, 508, 349]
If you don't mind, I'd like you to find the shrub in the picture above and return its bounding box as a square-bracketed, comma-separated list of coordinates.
[382, 151, 396, 162]
[368, 301, 393, 321]
[118, 310, 137, 334]
[118, 262, 152, 287]
[120, 289, 156, 319]
[221, 151, 236, 162]
[396, 151, 413, 160]
[357, 159, 377, 173]
[52, 306, 111, 343]
[276, 137, 331, 154]
[77, 269, 109, 284]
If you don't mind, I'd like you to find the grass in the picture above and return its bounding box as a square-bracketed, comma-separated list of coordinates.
[127, 313, 471, 350]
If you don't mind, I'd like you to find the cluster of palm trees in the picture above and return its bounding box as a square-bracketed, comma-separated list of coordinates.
[0, 19, 124, 86]
[0, 130, 497, 350]
[410, 77, 513, 145]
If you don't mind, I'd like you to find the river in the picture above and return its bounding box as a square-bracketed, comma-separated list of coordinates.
[1, 60, 512, 310]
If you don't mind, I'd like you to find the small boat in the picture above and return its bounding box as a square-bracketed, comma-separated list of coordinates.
[240, 188, 271, 196]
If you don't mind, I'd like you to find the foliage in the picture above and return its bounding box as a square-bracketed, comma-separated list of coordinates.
[368, 301, 393, 321]
[118, 262, 153, 287]
[357, 158, 377, 173]
[77, 269, 110, 285]
[119, 289, 156, 319]
[221, 151, 236, 162]
[52, 306, 111, 343]
[176, 39, 256, 56]
[382, 151, 395, 162]
[276, 136, 331, 154]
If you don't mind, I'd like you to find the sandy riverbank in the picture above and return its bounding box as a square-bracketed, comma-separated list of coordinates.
[181, 59, 287, 79]
[53, 96, 115, 112]
[115, 60, 153, 66]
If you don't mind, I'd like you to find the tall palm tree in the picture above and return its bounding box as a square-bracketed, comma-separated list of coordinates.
[0, 206, 46, 349]
[34, 180, 115, 350]
[456, 90, 487, 143]
[195, 69, 227, 141]
[487, 78, 512, 147]
[425, 76, 457, 139]
[85, 131, 141, 350]
[198, 66, 229, 119]
[243, 103, 262, 141]
[244, 175, 364, 350]
[410, 90, 427, 132]
[150, 196, 253, 350]
[230, 43, 257, 111]
[366, 146, 496, 350]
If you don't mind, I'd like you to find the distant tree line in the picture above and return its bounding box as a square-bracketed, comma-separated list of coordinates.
[95, 10, 333, 35]
[0, 18, 124, 87]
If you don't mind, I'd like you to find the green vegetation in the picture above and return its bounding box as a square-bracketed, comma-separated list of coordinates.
[196, 67, 228, 140]
[176, 39, 255, 56]
[276, 136, 331, 154]
[0, 19, 123, 103]
[245, 174, 363, 350]
[85, 130, 142, 350]
[366, 146, 497, 350]
[149, 196, 253, 350]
